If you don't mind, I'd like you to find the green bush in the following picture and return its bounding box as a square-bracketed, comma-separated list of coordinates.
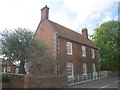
[0, 73, 11, 83]
[0, 73, 2, 82]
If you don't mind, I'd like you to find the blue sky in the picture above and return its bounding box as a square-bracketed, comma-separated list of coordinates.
[0, 0, 119, 37]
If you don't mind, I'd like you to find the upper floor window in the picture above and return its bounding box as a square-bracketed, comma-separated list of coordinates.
[67, 42, 72, 55]
[82, 46, 86, 57]
[91, 49, 95, 58]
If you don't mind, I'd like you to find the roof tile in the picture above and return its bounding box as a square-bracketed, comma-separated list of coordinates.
[48, 20, 97, 48]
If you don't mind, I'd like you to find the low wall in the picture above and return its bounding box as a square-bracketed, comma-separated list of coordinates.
[31, 75, 67, 88]
[9, 74, 28, 88]
[6, 74, 67, 88]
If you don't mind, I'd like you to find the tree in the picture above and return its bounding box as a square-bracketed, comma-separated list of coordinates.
[0, 28, 47, 74]
[91, 20, 120, 71]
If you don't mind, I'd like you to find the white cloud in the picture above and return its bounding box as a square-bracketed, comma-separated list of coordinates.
[64, 0, 115, 23]
[89, 12, 101, 19]
[102, 11, 113, 22]
[0, 0, 118, 34]
[114, 16, 118, 20]
[103, 16, 112, 22]
[104, 11, 112, 16]
[64, 0, 95, 23]
[0, 0, 46, 31]
[87, 24, 94, 28]
[61, 0, 117, 34]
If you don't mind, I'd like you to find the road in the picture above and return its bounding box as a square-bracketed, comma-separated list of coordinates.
[70, 75, 119, 89]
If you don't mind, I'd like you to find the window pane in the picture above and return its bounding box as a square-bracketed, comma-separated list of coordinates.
[3, 67, 6, 72]
[7, 66, 11, 72]
[67, 62, 73, 77]
[67, 42, 72, 55]
[92, 64, 96, 72]
[83, 63, 87, 74]
[91, 49, 95, 58]
[82, 46, 86, 56]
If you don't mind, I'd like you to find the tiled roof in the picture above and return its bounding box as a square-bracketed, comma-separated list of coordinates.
[48, 20, 97, 48]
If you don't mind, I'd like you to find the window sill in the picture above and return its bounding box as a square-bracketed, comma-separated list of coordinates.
[82, 55, 86, 57]
[67, 53, 73, 55]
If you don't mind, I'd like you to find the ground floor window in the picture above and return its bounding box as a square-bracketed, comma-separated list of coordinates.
[92, 64, 96, 73]
[7, 66, 11, 72]
[83, 63, 87, 75]
[67, 62, 74, 77]
[15, 67, 19, 74]
[3, 67, 6, 72]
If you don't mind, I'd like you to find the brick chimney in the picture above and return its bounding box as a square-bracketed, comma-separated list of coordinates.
[41, 5, 49, 21]
[82, 28, 88, 39]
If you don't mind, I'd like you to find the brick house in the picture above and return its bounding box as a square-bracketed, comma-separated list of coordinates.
[34, 5, 100, 77]
[0, 58, 18, 73]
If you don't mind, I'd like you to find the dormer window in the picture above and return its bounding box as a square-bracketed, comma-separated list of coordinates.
[82, 46, 86, 57]
[67, 42, 72, 55]
[91, 49, 95, 58]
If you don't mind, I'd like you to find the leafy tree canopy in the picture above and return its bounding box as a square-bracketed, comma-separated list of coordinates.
[91, 20, 120, 71]
[0, 28, 47, 74]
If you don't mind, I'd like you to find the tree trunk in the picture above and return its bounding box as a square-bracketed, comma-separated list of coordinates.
[19, 61, 26, 74]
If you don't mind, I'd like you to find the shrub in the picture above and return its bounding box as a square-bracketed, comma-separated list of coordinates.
[0, 73, 2, 82]
[0, 73, 11, 83]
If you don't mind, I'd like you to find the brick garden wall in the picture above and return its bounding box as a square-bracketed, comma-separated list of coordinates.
[6, 74, 67, 88]
[31, 75, 67, 88]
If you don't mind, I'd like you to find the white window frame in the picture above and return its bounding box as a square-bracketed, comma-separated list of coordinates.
[15, 68, 19, 74]
[91, 49, 95, 58]
[3, 67, 6, 72]
[67, 62, 74, 77]
[83, 63, 87, 75]
[7, 66, 11, 72]
[82, 46, 86, 57]
[92, 64, 96, 73]
[67, 42, 73, 55]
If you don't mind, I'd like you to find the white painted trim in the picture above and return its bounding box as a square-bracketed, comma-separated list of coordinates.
[67, 42, 73, 55]
[82, 46, 86, 57]
[67, 62, 74, 77]
[91, 49, 95, 58]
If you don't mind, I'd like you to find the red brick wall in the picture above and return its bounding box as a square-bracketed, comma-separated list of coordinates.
[58, 37, 100, 75]
[8, 74, 67, 88]
[35, 19, 54, 55]
[34, 19, 100, 76]
[34, 19, 56, 75]
[10, 74, 25, 88]
[31, 75, 67, 88]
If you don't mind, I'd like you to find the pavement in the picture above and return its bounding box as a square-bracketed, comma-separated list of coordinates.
[70, 75, 119, 89]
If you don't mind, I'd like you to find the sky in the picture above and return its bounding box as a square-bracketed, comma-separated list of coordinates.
[0, 0, 119, 37]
